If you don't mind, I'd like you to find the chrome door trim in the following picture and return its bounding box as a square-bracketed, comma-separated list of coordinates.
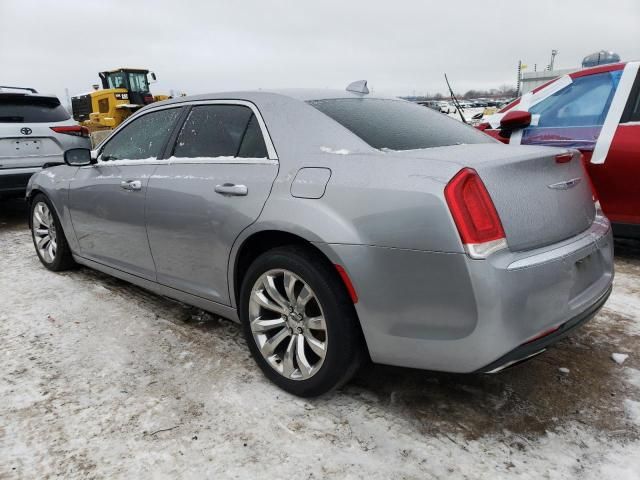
[83, 157, 278, 168]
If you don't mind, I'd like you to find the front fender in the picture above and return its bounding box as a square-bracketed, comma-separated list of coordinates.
[26, 166, 79, 251]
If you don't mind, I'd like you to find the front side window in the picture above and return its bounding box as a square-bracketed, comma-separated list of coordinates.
[172, 105, 268, 159]
[101, 108, 181, 161]
[308, 98, 494, 151]
[522, 70, 622, 149]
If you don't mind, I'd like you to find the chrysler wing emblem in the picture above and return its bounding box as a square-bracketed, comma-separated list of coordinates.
[20, 127, 32, 135]
[548, 177, 582, 190]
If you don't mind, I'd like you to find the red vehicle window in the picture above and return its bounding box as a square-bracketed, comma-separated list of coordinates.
[521, 70, 623, 150]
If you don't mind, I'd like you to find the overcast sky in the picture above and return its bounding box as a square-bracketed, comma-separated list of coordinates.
[1, 0, 639, 102]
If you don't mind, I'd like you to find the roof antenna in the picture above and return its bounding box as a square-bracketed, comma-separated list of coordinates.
[346, 80, 369, 94]
[444, 73, 467, 124]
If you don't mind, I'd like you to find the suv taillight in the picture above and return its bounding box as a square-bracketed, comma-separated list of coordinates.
[50, 125, 89, 138]
[444, 168, 507, 259]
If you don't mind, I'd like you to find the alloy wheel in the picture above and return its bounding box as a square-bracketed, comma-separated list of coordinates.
[249, 269, 328, 380]
[32, 202, 57, 264]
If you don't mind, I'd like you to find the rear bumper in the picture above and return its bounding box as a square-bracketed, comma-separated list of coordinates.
[314, 213, 614, 373]
[476, 283, 612, 373]
[0, 167, 41, 194]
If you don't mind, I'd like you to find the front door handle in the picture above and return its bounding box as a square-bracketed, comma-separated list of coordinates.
[215, 183, 248, 196]
[120, 180, 142, 191]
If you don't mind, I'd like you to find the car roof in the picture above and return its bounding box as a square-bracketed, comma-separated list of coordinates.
[145, 88, 400, 111]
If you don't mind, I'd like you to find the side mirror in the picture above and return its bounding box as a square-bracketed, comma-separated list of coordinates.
[499, 110, 532, 133]
[149, 72, 157, 82]
[64, 148, 94, 166]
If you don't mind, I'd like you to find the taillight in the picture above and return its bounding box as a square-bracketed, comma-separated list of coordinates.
[444, 168, 507, 259]
[577, 152, 599, 203]
[50, 125, 89, 138]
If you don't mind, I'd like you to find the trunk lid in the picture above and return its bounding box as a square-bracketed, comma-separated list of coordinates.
[394, 143, 596, 252]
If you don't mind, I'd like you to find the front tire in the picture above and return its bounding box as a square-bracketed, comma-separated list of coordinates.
[239, 245, 365, 397]
[30, 194, 76, 271]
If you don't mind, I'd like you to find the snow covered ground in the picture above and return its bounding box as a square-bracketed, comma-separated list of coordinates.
[1, 199, 639, 479]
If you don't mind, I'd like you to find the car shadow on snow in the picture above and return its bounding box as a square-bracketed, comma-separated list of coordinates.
[346, 310, 639, 441]
[73, 261, 639, 443]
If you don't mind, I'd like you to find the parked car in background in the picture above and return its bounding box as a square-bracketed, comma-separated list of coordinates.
[0, 88, 90, 198]
[416, 100, 441, 111]
[26, 85, 613, 396]
[478, 61, 640, 238]
[436, 101, 454, 114]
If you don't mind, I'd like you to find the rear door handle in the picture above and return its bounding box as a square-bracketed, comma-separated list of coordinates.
[120, 180, 142, 191]
[215, 183, 248, 196]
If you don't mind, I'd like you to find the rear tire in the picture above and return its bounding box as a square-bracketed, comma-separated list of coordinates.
[30, 194, 76, 271]
[239, 245, 365, 397]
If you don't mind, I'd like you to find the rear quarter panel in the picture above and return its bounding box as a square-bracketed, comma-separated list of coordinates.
[253, 152, 464, 251]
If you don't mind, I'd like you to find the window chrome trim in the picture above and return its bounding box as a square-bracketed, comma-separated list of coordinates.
[91, 99, 279, 165]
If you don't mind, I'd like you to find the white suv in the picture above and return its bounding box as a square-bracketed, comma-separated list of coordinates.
[0, 87, 90, 198]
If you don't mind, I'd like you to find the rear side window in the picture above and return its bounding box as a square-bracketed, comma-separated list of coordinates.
[0, 95, 70, 123]
[173, 105, 268, 159]
[308, 98, 494, 150]
[237, 115, 268, 158]
[101, 108, 181, 161]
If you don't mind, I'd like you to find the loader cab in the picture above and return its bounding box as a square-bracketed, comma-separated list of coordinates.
[99, 69, 155, 106]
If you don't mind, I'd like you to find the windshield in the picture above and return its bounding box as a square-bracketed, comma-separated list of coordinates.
[105, 72, 126, 89]
[308, 98, 494, 150]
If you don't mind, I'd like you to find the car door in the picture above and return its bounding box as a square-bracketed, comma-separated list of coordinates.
[585, 68, 640, 227]
[67, 106, 183, 279]
[145, 101, 278, 305]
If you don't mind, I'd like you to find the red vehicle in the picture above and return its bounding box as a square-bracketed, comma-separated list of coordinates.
[478, 61, 640, 238]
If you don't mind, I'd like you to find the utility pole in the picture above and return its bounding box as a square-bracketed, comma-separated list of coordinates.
[65, 88, 71, 113]
[549, 49, 558, 71]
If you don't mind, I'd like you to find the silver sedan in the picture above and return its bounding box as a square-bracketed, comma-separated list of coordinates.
[26, 83, 614, 396]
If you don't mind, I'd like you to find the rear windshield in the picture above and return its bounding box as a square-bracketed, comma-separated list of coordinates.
[0, 95, 70, 123]
[308, 98, 494, 150]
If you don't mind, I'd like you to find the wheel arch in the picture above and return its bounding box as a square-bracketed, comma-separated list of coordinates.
[26, 188, 44, 227]
[27, 186, 78, 252]
[230, 227, 370, 363]
[230, 229, 331, 308]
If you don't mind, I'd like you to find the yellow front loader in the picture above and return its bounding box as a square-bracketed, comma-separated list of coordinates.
[71, 68, 173, 145]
